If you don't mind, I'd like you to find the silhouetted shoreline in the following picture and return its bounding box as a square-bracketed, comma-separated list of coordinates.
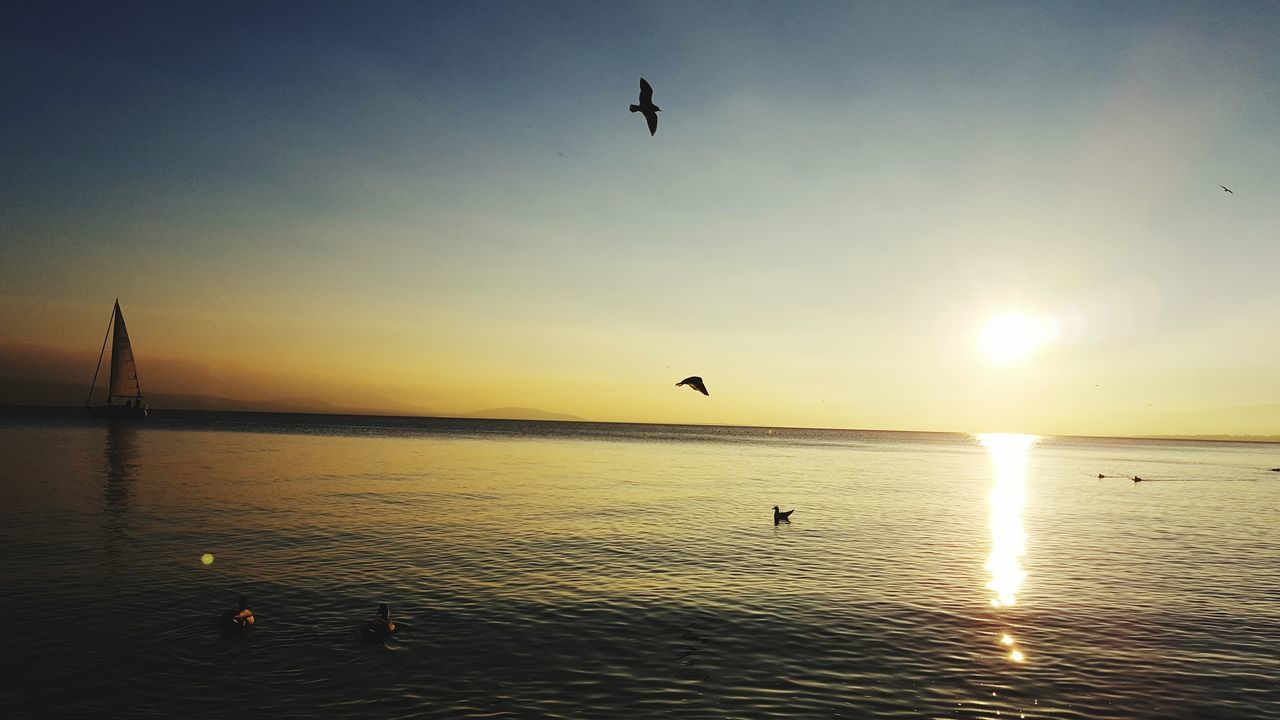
[3, 405, 1277, 446]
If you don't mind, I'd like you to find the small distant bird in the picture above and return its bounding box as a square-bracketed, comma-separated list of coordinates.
[1132, 476, 1143, 483]
[676, 376, 709, 396]
[1270, 468, 1280, 472]
[1221, 185, 1233, 194]
[630, 78, 660, 136]
[773, 506, 794, 524]
[1097, 473, 1106, 479]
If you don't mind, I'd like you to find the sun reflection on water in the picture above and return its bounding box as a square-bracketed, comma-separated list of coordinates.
[979, 432, 1037, 664]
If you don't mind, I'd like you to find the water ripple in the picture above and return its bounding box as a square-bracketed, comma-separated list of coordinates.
[0, 414, 1278, 718]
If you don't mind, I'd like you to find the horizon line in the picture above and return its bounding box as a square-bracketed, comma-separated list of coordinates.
[5, 403, 1279, 446]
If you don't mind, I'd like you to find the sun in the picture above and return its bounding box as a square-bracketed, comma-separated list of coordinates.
[980, 313, 1058, 363]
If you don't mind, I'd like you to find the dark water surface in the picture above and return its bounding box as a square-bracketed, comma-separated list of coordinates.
[1, 407, 1278, 718]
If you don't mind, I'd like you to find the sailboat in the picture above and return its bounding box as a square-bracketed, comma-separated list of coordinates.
[87, 300, 148, 419]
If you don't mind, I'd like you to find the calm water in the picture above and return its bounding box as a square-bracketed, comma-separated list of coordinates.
[1, 408, 1278, 719]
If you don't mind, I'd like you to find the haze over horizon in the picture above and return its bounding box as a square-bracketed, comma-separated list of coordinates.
[4, 2, 1280, 437]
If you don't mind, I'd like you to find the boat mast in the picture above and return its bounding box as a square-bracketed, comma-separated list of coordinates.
[86, 299, 117, 406]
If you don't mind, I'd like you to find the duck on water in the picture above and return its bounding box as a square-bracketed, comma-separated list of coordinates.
[362, 603, 397, 644]
[220, 595, 255, 635]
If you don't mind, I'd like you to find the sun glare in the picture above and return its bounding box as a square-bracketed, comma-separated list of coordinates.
[978, 432, 1035, 608]
[980, 433, 1037, 665]
[980, 314, 1059, 363]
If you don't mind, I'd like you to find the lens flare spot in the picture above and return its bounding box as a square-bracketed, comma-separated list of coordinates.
[201, 553, 215, 565]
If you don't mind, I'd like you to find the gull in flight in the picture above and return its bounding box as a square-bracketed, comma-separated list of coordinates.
[1221, 185, 1234, 194]
[676, 376, 708, 396]
[630, 78, 660, 136]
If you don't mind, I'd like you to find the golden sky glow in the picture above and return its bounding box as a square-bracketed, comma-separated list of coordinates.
[3, 4, 1280, 435]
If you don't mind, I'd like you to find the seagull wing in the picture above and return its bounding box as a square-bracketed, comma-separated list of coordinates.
[645, 109, 658, 136]
[639, 78, 653, 104]
[676, 376, 709, 395]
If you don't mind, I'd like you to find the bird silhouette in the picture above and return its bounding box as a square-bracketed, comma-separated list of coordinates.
[630, 78, 660, 136]
[773, 506, 794, 524]
[676, 376, 709, 396]
[361, 603, 396, 644]
[1221, 185, 1234, 194]
[1132, 476, 1143, 484]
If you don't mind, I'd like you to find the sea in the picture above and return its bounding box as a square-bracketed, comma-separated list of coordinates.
[0, 407, 1277, 719]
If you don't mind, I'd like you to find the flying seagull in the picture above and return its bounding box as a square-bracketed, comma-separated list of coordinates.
[676, 376, 708, 396]
[773, 506, 794, 524]
[1221, 185, 1233, 194]
[630, 78, 660, 136]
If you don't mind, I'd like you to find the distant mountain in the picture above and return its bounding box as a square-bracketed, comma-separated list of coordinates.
[0, 377, 434, 417]
[0, 378, 86, 406]
[145, 393, 342, 414]
[1150, 403, 1280, 438]
[1145, 434, 1280, 443]
[458, 406, 584, 421]
[0, 342, 441, 417]
[0, 376, 582, 422]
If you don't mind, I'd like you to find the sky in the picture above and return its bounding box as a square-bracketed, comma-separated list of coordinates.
[3, 1, 1279, 435]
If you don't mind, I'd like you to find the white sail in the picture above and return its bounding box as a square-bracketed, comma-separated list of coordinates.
[108, 303, 142, 398]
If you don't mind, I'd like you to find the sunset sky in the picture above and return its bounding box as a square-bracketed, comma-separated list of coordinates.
[3, 1, 1279, 435]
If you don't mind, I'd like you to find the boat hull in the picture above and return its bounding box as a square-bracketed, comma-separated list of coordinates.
[87, 405, 148, 420]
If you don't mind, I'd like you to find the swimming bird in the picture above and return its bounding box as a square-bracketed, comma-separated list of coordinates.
[361, 603, 397, 644]
[220, 595, 255, 634]
[676, 376, 709, 396]
[1097, 473, 1106, 479]
[1132, 476, 1143, 483]
[630, 78, 660, 136]
[773, 506, 794, 524]
[1221, 185, 1233, 194]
